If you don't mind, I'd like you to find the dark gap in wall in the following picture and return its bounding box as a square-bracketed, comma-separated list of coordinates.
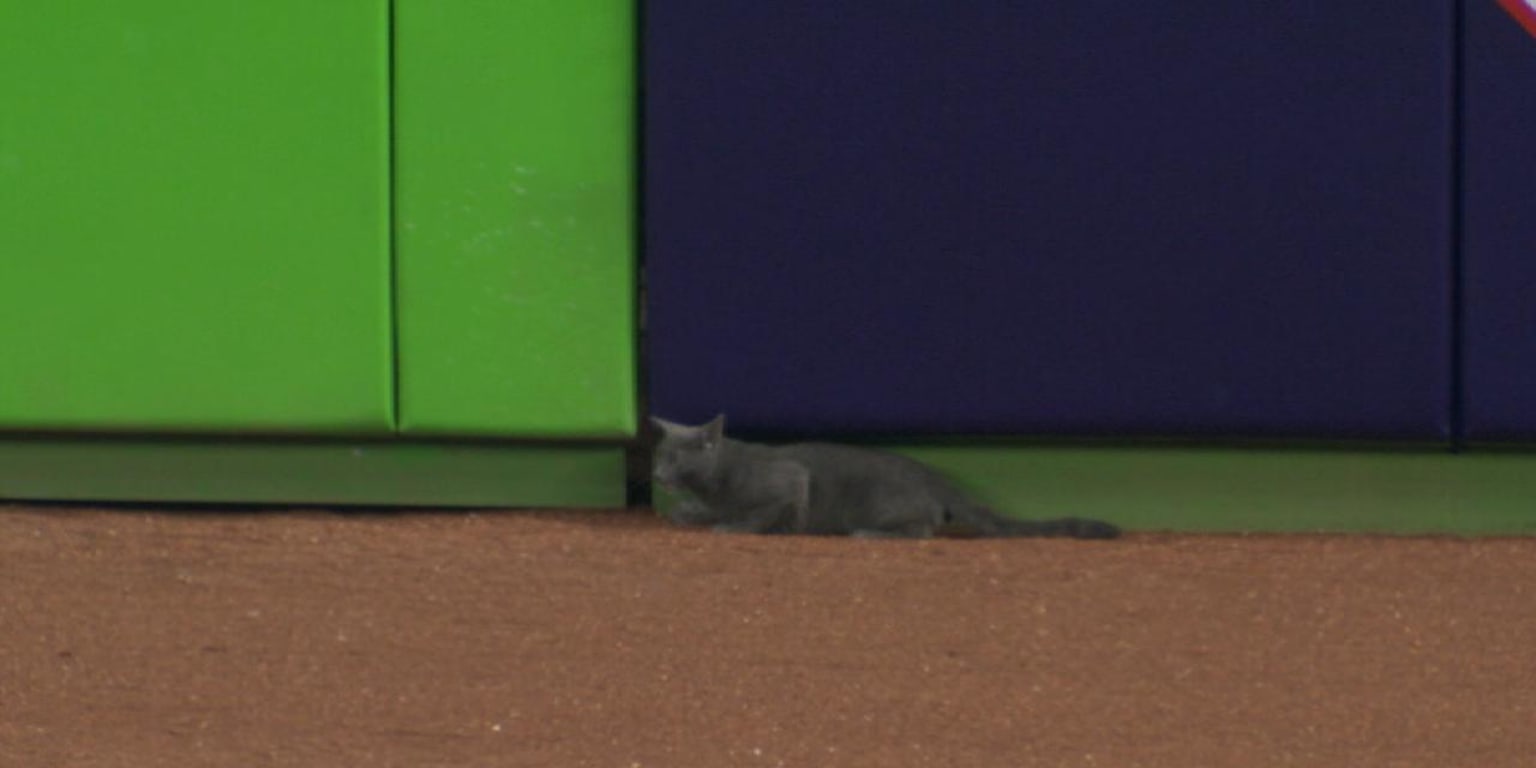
[386, 0, 403, 432]
[625, 0, 653, 509]
[1450, 0, 1466, 451]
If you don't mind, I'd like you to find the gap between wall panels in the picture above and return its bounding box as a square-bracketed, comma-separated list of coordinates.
[627, 0, 653, 508]
[386, 0, 403, 432]
[1450, 0, 1466, 451]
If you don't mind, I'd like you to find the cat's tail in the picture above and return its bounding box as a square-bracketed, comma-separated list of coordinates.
[954, 506, 1120, 540]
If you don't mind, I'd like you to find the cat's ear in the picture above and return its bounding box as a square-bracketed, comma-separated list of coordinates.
[649, 416, 683, 436]
[701, 414, 726, 449]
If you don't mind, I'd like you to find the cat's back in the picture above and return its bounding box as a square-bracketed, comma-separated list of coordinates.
[769, 441, 947, 486]
[759, 441, 970, 534]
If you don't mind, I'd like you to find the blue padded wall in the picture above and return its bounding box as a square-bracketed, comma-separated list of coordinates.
[1462, 0, 1536, 441]
[647, 2, 1452, 439]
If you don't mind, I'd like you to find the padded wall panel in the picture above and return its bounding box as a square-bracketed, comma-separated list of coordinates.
[1462, 0, 1536, 441]
[0, 0, 391, 434]
[647, 2, 1452, 439]
[395, 0, 636, 438]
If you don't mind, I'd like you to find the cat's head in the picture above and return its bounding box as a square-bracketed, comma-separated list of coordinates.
[649, 414, 727, 491]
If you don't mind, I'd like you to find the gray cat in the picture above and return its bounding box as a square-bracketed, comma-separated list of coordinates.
[650, 415, 1119, 539]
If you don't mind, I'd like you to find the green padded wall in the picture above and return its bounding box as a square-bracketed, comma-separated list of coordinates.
[0, 438, 625, 508]
[394, 0, 636, 438]
[0, 1, 392, 434]
[896, 445, 1536, 535]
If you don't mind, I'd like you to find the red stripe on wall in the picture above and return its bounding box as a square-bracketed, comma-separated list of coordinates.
[1497, 0, 1536, 39]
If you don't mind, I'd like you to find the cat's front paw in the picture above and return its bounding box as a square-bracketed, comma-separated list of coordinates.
[665, 498, 719, 526]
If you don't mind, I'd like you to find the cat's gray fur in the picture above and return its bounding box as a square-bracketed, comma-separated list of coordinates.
[651, 415, 1119, 539]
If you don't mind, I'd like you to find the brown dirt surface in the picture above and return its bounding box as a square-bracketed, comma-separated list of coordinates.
[2, 504, 1533, 767]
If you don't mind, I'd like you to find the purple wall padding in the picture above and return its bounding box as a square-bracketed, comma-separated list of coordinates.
[1462, 0, 1536, 441]
[647, 2, 1452, 439]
